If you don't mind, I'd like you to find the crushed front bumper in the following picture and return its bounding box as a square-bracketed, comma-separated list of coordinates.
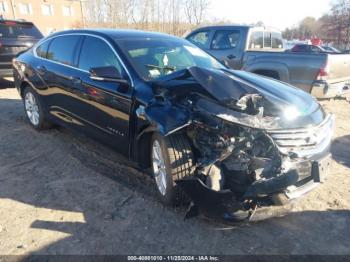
[177, 115, 334, 222]
[284, 153, 332, 199]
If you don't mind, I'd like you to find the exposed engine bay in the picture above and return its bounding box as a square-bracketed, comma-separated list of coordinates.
[139, 66, 334, 222]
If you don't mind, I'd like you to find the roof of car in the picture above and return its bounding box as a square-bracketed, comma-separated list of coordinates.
[0, 18, 34, 25]
[52, 29, 181, 41]
[190, 25, 251, 32]
[187, 24, 281, 33]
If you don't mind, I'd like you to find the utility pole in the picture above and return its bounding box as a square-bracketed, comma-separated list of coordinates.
[10, 0, 16, 19]
[79, 0, 86, 28]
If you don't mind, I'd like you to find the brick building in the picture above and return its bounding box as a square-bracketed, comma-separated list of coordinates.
[0, 0, 84, 35]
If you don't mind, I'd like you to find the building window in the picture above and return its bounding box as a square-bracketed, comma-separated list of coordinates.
[62, 6, 74, 16]
[0, 1, 8, 13]
[41, 4, 54, 16]
[19, 3, 32, 15]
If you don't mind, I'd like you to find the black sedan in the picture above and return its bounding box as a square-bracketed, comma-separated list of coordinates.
[13, 29, 334, 222]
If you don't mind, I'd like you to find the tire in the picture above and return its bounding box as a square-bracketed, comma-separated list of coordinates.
[23, 86, 52, 130]
[150, 132, 194, 205]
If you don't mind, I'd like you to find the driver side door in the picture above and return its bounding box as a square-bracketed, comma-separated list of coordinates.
[70, 35, 133, 155]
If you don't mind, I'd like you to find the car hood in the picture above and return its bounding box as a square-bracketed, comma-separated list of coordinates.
[154, 66, 325, 129]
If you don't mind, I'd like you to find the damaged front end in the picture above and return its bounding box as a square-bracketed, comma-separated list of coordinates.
[141, 66, 334, 222]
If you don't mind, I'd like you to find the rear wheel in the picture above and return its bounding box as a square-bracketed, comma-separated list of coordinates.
[23, 86, 52, 130]
[151, 132, 194, 205]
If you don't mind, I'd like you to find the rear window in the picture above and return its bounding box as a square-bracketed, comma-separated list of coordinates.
[249, 30, 283, 50]
[36, 40, 51, 58]
[271, 32, 283, 48]
[0, 23, 43, 39]
[47, 35, 81, 66]
[249, 31, 263, 49]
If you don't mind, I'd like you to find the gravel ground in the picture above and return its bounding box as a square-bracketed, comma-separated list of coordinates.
[0, 81, 349, 255]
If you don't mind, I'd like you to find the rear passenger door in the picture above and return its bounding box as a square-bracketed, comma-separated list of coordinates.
[36, 35, 84, 125]
[207, 30, 242, 69]
[73, 35, 133, 155]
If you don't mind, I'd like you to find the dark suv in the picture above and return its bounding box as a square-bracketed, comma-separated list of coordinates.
[0, 19, 42, 78]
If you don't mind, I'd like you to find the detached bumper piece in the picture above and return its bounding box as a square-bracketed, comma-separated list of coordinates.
[176, 178, 250, 222]
[177, 170, 300, 223]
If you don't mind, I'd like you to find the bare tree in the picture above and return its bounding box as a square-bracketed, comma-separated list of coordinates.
[184, 0, 210, 25]
[84, 0, 209, 36]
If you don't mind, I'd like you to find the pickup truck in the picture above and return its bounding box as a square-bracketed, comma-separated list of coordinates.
[185, 25, 350, 98]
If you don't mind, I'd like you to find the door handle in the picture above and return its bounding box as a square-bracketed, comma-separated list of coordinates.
[69, 76, 82, 85]
[227, 54, 236, 60]
[36, 65, 47, 74]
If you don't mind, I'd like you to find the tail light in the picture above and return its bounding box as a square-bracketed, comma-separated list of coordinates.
[4, 21, 17, 25]
[317, 59, 329, 81]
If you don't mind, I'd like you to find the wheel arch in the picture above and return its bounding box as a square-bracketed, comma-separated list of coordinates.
[19, 81, 33, 98]
[245, 62, 290, 83]
[253, 69, 281, 80]
[133, 122, 192, 169]
[134, 124, 158, 169]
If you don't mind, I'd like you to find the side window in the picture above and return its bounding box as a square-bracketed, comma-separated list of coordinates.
[249, 31, 263, 49]
[271, 32, 283, 48]
[187, 31, 210, 48]
[36, 40, 51, 58]
[78, 36, 122, 73]
[211, 30, 240, 50]
[300, 45, 308, 52]
[47, 35, 81, 65]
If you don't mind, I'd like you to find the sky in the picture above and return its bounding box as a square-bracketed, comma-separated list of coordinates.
[209, 0, 332, 30]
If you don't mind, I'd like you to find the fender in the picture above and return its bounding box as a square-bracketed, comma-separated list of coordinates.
[243, 61, 290, 83]
[136, 103, 191, 139]
[132, 103, 191, 167]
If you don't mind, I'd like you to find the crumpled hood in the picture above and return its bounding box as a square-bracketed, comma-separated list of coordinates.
[154, 66, 325, 129]
[188, 66, 320, 116]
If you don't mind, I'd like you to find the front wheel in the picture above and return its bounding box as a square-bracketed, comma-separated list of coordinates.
[151, 132, 194, 205]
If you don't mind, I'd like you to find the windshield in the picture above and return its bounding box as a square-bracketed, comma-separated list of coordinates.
[116, 38, 224, 80]
[0, 23, 43, 39]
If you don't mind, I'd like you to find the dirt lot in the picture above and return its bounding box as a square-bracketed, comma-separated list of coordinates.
[0, 81, 349, 255]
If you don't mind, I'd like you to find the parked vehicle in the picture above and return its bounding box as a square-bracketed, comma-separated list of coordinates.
[0, 19, 43, 78]
[322, 46, 341, 53]
[290, 44, 328, 53]
[186, 25, 350, 98]
[13, 29, 334, 222]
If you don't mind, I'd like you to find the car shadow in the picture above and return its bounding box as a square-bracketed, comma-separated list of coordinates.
[23, 210, 350, 255]
[0, 96, 349, 255]
[331, 135, 350, 168]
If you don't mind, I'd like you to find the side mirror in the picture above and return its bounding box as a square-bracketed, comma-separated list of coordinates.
[89, 66, 128, 84]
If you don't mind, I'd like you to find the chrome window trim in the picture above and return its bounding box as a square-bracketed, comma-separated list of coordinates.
[33, 32, 134, 87]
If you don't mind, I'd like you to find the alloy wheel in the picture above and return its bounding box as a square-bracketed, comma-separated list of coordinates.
[152, 140, 167, 195]
[24, 92, 40, 126]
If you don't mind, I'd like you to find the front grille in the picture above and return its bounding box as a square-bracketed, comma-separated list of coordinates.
[268, 114, 334, 158]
